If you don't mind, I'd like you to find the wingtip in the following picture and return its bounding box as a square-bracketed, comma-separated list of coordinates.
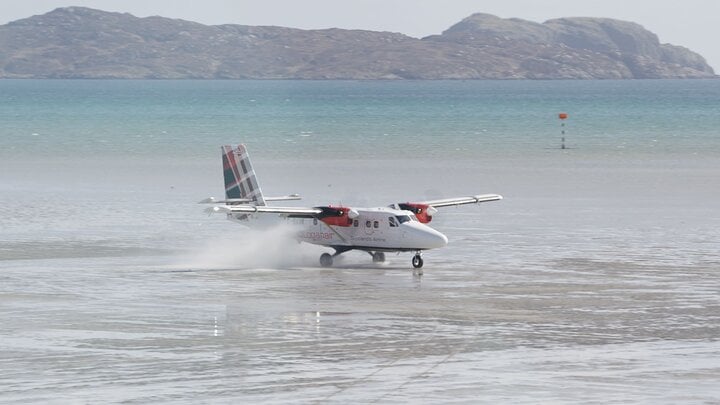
[473, 194, 503, 202]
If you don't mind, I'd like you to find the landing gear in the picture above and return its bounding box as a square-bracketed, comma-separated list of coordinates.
[319, 249, 423, 270]
[412, 252, 424, 276]
[372, 252, 385, 263]
[412, 253, 424, 269]
[319, 253, 333, 267]
[319, 247, 351, 267]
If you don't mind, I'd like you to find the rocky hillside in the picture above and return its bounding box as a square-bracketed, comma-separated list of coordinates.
[0, 7, 715, 79]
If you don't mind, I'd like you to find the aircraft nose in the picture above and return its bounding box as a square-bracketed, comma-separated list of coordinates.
[423, 227, 448, 249]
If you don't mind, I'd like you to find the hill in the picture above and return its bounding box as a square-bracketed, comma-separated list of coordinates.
[0, 7, 714, 79]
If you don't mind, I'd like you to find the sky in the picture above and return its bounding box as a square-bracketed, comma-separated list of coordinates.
[2, 0, 718, 71]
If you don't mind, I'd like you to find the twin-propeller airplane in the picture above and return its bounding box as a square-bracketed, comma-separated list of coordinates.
[202, 145, 502, 270]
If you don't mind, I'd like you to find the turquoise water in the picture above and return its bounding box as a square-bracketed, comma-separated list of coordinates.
[2, 80, 720, 403]
[2, 79, 720, 160]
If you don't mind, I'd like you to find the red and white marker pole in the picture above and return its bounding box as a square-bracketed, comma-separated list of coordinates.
[558, 112, 569, 149]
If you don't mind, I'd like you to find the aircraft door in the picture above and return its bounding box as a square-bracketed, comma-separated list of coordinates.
[363, 217, 374, 236]
[388, 215, 404, 240]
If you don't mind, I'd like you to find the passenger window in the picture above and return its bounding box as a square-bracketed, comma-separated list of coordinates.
[366, 220, 371, 228]
[313, 218, 318, 225]
[353, 219, 358, 227]
[373, 221, 379, 229]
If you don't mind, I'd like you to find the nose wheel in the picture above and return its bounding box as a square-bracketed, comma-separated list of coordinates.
[412, 253, 423, 269]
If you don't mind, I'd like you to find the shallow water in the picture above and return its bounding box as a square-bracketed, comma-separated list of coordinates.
[2, 80, 720, 403]
[2, 253, 719, 403]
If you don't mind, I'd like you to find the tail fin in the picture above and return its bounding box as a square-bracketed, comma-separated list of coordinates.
[221, 144, 266, 206]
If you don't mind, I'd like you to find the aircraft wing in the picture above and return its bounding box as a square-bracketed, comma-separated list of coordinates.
[393, 194, 502, 223]
[205, 205, 322, 216]
[419, 194, 503, 208]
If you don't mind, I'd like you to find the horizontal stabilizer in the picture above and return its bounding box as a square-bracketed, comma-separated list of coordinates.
[199, 197, 251, 204]
[199, 194, 302, 204]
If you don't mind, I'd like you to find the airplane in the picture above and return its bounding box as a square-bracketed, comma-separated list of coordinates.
[201, 144, 502, 271]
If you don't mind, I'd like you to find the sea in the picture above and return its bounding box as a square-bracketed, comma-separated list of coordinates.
[1, 79, 719, 403]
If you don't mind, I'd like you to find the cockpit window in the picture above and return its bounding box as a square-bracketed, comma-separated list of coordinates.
[388, 216, 398, 227]
[395, 215, 412, 224]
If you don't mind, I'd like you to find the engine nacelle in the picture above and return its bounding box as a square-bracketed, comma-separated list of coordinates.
[316, 205, 354, 227]
[396, 203, 435, 224]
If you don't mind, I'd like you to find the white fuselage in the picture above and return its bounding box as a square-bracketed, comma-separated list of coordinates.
[231, 206, 448, 252]
[212, 144, 500, 268]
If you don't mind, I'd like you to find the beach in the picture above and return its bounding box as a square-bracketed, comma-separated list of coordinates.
[2, 79, 719, 403]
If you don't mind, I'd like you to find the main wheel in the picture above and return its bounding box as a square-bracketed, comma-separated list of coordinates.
[372, 252, 385, 263]
[320, 253, 333, 267]
[412, 254, 423, 269]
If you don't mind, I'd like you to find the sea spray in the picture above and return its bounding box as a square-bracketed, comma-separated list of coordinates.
[181, 223, 316, 269]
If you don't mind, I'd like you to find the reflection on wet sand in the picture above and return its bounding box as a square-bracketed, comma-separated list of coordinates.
[2, 249, 719, 403]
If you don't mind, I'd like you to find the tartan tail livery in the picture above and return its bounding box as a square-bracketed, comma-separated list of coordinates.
[221, 144, 266, 205]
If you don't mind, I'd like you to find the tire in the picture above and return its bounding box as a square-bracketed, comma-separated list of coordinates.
[320, 253, 333, 267]
[372, 252, 385, 263]
[412, 255, 423, 269]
